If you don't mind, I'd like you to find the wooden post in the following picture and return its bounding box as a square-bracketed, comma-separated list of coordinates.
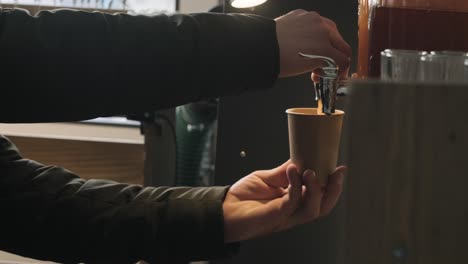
[341, 81, 468, 263]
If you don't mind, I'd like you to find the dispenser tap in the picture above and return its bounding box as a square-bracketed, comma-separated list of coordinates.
[298, 53, 340, 115]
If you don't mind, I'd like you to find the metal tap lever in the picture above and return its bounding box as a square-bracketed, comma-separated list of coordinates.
[298, 53, 339, 115]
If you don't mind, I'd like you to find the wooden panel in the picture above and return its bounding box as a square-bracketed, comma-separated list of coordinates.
[0, 122, 143, 144]
[8, 136, 144, 184]
[342, 81, 468, 263]
[0, 250, 56, 263]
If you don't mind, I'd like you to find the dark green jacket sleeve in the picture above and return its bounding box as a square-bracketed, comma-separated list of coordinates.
[0, 8, 280, 263]
[0, 8, 279, 122]
[0, 135, 235, 263]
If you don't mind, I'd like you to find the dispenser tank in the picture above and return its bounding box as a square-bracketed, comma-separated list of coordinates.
[358, 0, 468, 78]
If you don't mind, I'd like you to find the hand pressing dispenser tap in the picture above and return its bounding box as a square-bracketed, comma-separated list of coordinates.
[299, 53, 340, 115]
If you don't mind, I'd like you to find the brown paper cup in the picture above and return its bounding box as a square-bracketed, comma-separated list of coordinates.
[286, 108, 345, 185]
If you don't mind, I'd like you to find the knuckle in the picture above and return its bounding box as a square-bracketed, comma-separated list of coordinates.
[308, 11, 321, 17]
[307, 11, 322, 22]
[327, 18, 337, 28]
[291, 9, 307, 15]
[317, 26, 329, 36]
[295, 10, 321, 22]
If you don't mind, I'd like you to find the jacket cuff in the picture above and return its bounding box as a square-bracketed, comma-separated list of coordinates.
[163, 186, 239, 261]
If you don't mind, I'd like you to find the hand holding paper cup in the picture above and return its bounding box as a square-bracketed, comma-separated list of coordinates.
[286, 108, 345, 185]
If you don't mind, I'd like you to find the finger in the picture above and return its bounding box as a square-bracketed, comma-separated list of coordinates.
[299, 55, 329, 72]
[320, 17, 352, 78]
[280, 164, 303, 215]
[287, 170, 323, 228]
[341, 67, 350, 81]
[323, 46, 351, 78]
[321, 16, 338, 30]
[275, 9, 308, 21]
[256, 160, 293, 188]
[312, 68, 349, 84]
[311, 71, 321, 83]
[321, 17, 352, 58]
[301, 170, 323, 219]
[320, 166, 347, 216]
[309, 45, 350, 81]
[329, 29, 352, 60]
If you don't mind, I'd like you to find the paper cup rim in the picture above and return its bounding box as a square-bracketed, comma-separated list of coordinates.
[286, 108, 345, 116]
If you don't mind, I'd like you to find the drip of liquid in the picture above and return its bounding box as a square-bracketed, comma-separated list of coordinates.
[317, 98, 324, 115]
[315, 82, 324, 115]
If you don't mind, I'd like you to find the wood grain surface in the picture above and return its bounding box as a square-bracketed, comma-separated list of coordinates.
[342, 81, 468, 263]
[7, 136, 144, 184]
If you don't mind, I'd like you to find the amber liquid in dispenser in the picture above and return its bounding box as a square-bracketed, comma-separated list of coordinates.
[358, 7, 468, 77]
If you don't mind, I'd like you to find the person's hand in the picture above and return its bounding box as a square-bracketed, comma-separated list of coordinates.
[223, 160, 347, 243]
[275, 9, 352, 79]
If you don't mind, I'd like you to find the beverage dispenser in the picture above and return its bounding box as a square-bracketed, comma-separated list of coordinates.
[358, 0, 468, 78]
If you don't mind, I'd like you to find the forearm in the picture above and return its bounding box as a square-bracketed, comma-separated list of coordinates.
[0, 9, 279, 123]
[0, 135, 234, 263]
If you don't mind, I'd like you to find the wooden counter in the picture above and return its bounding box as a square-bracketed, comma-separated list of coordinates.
[0, 122, 145, 184]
